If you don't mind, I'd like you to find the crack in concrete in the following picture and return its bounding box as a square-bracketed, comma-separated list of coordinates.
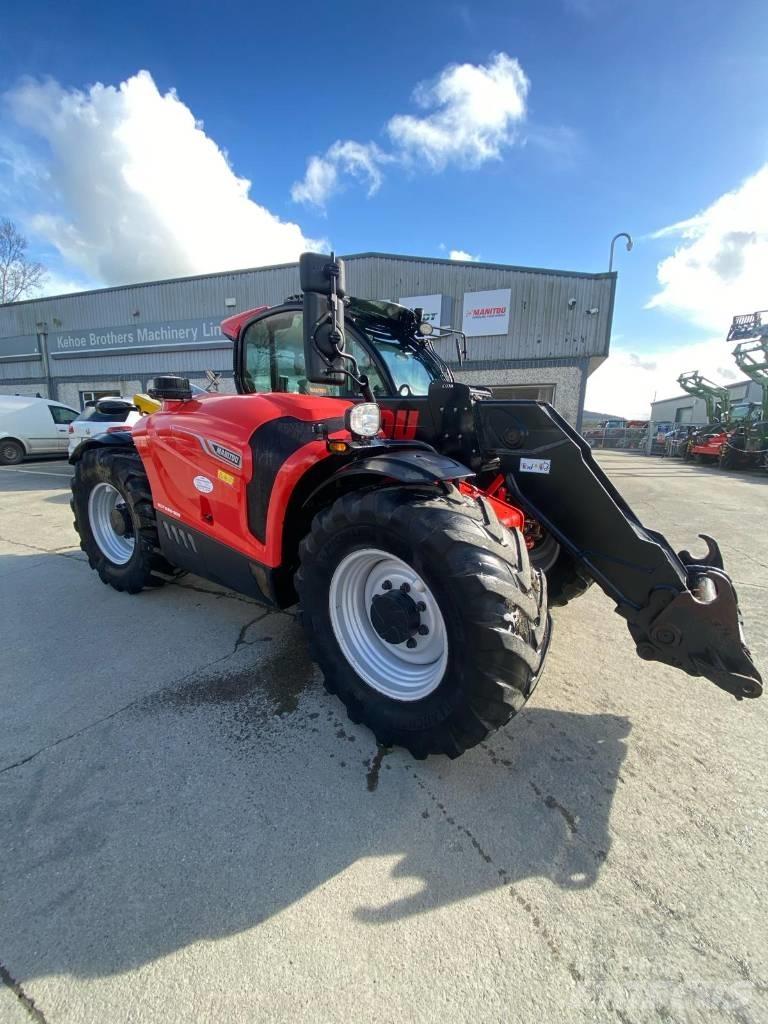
[170, 578, 266, 607]
[0, 961, 49, 1023]
[0, 617, 272, 775]
[404, 765, 568, 967]
[0, 534, 82, 559]
[232, 614, 272, 655]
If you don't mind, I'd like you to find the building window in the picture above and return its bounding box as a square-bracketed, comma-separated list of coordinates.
[79, 390, 121, 409]
[489, 384, 556, 403]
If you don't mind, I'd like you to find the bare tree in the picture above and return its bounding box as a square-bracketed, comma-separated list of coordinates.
[0, 219, 45, 303]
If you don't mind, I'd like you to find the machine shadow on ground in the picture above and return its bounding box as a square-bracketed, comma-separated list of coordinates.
[0, 554, 630, 982]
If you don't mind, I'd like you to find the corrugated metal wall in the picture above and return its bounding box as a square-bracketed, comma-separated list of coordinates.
[0, 264, 301, 336]
[0, 254, 615, 414]
[344, 254, 614, 361]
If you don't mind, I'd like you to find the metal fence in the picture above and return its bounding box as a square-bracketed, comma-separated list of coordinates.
[582, 426, 649, 451]
[645, 422, 710, 457]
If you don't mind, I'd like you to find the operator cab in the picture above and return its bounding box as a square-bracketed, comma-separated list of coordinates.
[230, 300, 446, 400]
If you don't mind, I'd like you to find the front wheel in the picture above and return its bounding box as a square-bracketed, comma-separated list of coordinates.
[296, 486, 550, 759]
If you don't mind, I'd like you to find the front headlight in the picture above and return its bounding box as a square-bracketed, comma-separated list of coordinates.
[347, 402, 381, 438]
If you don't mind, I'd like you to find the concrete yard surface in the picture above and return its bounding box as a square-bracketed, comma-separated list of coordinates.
[0, 452, 766, 1023]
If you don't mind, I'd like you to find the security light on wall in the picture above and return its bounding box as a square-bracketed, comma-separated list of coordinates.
[568, 297, 577, 310]
[586, 307, 600, 316]
[225, 297, 237, 307]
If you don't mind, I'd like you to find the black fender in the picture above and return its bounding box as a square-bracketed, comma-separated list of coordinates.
[306, 447, 473, 508]
[68, 431, 135, 465]
[330, 448, 473, 487]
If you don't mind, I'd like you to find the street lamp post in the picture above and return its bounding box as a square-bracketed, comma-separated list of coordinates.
[609, 232, 633, 272]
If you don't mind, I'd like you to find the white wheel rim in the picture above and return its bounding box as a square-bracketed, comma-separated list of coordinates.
[88, 482, 136, 565]
[329, 548, 448, 701]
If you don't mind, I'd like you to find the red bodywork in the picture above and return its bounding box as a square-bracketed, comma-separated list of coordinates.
[133, 392, 353, 568]
[690, 432, 726, 459]
[220, 306, 269, 342]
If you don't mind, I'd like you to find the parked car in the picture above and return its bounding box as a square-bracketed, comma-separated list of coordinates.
[0, 395, 80, 465]
[67, 397, 142, 457]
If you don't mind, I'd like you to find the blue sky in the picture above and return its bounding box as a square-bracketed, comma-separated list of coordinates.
[0, 0, 766, 414]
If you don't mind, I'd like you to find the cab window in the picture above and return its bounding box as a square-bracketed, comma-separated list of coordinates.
[373, 340, 435, 395]
[242, 311, 388, 397]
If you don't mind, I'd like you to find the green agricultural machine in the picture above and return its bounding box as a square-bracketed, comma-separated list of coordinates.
[726, 312, 768, 471]
[677, 370, 731, 421]
[676, 371, 731, 463]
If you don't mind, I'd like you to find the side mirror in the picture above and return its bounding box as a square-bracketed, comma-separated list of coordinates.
[300, 252, 347, 385]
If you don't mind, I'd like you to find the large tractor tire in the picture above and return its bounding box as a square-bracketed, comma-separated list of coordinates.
[296, 486, 550, 759]
[544, 552, 594, 608]
[71, 447, 173, 592]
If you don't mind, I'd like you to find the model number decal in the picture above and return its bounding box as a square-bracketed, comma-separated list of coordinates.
[520, 458, 551, 475]
[156, 502, 181, 519]
[207, 440, 242, 469]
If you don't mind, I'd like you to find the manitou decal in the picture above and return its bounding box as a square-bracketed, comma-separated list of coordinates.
[380, 408, 420, 440]
[206, 440, 243, 469]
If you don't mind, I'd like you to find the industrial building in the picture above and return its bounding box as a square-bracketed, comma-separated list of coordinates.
[650, 378, 763, 426]
[0, 252, 617, 430]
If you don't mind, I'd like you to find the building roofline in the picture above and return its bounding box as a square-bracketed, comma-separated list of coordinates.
[1, 252, 617, 309]
[651, 379, 757, 406]
[341, 251, 617, 280]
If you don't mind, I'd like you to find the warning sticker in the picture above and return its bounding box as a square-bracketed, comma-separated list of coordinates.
[217, 469, 235, 486]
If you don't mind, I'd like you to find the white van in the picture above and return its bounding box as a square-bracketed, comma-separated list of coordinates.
[0, 395, 80, 465]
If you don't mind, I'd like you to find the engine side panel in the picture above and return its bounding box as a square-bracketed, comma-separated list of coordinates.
[132, 392, 353, 568]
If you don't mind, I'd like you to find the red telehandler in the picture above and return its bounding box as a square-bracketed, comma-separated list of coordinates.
[69, 254, 762, 758]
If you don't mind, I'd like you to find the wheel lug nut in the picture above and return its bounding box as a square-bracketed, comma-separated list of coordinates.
[416, 601, 426, 612]
[400, 582, 411, 593]
[382, 580, 392, 590]
[406, 638, 417, 649]
[418, 625, 429, 636]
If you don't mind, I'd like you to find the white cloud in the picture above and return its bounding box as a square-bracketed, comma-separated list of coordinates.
[290, 141, 389, 207]
[585, 337, 742, 419]
[449, 249, 479, 261]
[291, 53, 529, 206]
[6, 70, 320, 285]
[387, 53, 528, 169]
[647, 164, 768, 332]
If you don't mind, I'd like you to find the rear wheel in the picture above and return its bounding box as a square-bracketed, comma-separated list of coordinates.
[0, 439, 24, 465]
[71, 447, 173, 592]
[528, 527, 593, 607]
[719, 445, 738, 470]
[296, 486, 550, 758]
